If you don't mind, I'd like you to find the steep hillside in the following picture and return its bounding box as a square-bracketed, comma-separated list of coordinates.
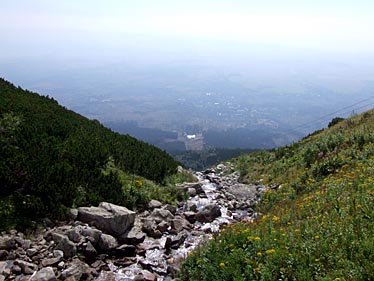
[181, 109, 374, 280]
[0, 78, 179, 229]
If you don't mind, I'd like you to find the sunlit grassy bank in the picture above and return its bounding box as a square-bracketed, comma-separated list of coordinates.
[180, 110, 374, 280]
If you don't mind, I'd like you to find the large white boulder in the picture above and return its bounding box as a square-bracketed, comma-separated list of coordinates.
[77, 202, 136, 237]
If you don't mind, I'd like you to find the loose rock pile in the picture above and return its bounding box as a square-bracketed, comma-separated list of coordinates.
[0, 163, 268, 280]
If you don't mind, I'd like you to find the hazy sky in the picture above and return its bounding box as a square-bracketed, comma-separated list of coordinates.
[1, 0, 374, 60]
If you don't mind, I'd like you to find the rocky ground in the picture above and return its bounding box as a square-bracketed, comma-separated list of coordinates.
[0, 163, 269, 281]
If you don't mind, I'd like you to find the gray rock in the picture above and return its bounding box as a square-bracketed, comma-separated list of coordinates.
[12, 264, 22, 274]
[55, 236, 76, 258]
[67, 209, 78, 221]
[41, 257, 62, 267]
[2, 265, 11, 277]
[141, 219, 162, 238]
[119, 226, 146, 245]
[26, 248, 38, 257]
[187, 187, 197, 196]
[0, 261, 7, 274]
[140, 269, 156, 281]
[30, 267, 57, 281]
[157, 221, 170, 233]
[150, 209, 174, 222]
[97, 234, 118, 253]
[77, 202, 136, 237]
[225, 192, 236, 200]
[170, 217, 191, 234]
[14, 259, 37, 275]
[186, 202, 197, 212]
[159, 237, 173, 249]
[115, 244, 136, 257]
[193, 183, 204, 194]
[176, 182, 202, 192]
[0, 237, 16, 250]
[60, 259, 89, 280]
[183, 211, 197, 223]
[81, 227, 102, 245]
[57, 261, 65, 270]
[83, 241, 98, 260]
[49, 232, 64, 244]
[147, 200, 162, 210]
[14, 237, 32, 250]
[53, 249, 64, 259]
[171, 231, 188, 249]
[196, 205, 222, 223]
[163, 204, 177, 215]
[0, 249, 8, 259]
[65, 228, 81, 243]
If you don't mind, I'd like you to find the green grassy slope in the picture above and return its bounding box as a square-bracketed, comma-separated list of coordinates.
[0, 78, 180, 229]
[181, 110, 374, 280]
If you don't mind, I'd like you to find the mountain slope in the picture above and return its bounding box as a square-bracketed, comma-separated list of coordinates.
[181, 109, 374, 280]
[0, 78, 179, 229]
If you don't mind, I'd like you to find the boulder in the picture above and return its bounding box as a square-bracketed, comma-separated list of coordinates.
[163, 204, 177, 215]
[196, 205, 222, 223]
[141, 219, 162, 238]
[30, 267, 57, 281]
[55, 236, 76, 259]
[83, 241, 98, 260]
[97, 234, 118, 253]
[14, 237, 32, 250]
[26, 248, 38, 257]
[41, 257, 62, 267]
[81, 227, 102, 246]
[67, 209, 78, 221]
[65, 228, 81, 243]
[0, 237, 16, 250]
[170, 217, 192, 234]
[171, 231, 188, 249]
[49, 232, 64, 244]
[187, 187, 197, 196]
[159, 236, 173, 249]
[119, 226, 146, 245]
[157, 221, 170, 233]
[53, 250, 64, 259]
[12, 264, 22, 275]
[14, 259, 38, 275]
[139, 269, 156, 281]
[147, 200, 162, 210]
[60, 259, 90, 280]
[77, 202, 135, 237]
[183, 211, 197, 224]
[114, 244, 136, 257]
[0, 250, 8, 259]
[150, 209, 174, 223]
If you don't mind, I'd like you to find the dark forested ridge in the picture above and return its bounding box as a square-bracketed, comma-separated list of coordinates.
[0, 78, 178, 228]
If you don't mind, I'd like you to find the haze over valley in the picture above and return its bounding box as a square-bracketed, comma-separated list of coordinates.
[1, 0, 374, 152]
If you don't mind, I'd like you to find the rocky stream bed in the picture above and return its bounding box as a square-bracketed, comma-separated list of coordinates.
[0, 163, 270, 280]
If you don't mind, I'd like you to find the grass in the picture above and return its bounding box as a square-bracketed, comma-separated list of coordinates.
[180, 109, 374, 280]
